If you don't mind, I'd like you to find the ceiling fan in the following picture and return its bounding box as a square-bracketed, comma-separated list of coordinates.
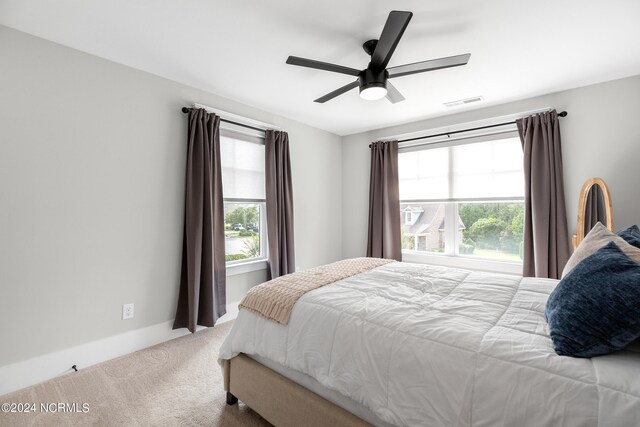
[286, 10, 471, 104]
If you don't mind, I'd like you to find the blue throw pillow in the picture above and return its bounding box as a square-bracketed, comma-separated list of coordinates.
[545, 241, 640, 357]
[618, 225, 640, 248]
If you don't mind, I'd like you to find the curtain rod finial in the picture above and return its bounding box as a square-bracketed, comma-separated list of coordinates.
[181, 107, 189, 114]
[558, 111, 567, 117]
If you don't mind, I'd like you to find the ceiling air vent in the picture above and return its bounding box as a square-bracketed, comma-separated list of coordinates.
[444, 96, 484, 107]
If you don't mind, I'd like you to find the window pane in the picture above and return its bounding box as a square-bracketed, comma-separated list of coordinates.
[399, 148, 449, 200]
[400, 202, 446, 253]
[224, 202, 264, 262]
[220, 136, 265, 199]
[451, 137, 524, 199]
[458, 202, 524, 262]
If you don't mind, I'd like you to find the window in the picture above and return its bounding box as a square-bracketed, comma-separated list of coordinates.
[399, 132, 524, 264]
[220, 126, 267, 264]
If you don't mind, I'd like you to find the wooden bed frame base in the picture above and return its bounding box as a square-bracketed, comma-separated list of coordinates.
[224, 354, 370, 427]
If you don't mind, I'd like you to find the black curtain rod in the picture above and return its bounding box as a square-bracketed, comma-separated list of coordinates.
[371, 110, 568, 146]
[181, 107, 266, 133]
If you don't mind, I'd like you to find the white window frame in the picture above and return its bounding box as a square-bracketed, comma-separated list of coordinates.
[399, 128, 524, 275]
[219, 122, 269, 275]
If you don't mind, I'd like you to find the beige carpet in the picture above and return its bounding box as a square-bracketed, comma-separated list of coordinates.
[0, 321, 272, 426]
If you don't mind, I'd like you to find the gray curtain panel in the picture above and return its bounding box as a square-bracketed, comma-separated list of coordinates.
[265, 130, 295, 279]
[173, 109, 226, 332]
[517, 110, 570, 279]
[366, 141, 402, 261]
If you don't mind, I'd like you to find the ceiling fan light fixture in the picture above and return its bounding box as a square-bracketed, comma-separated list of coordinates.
[358, 68, 388, 101]
[359, 83, 387, 101]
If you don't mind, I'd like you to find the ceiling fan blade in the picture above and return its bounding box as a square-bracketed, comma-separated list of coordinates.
[314, 81, 359, 103]
[286, 56, 361, 76]
[370, 11, 413, 70]
[385, 81, 405, 104]
[388, 53, 471, 78]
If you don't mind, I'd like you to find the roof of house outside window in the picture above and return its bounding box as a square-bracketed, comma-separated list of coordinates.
[401, 203, 465, 236]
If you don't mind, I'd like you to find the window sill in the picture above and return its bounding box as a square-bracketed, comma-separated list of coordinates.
[226, 258, 268, 277]
[402, 251, 523, 276]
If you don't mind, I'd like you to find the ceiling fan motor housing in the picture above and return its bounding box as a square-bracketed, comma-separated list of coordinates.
[359, 68, 388, 93]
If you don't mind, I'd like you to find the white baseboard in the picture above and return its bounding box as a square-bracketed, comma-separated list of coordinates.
[0, 301, 239, 397]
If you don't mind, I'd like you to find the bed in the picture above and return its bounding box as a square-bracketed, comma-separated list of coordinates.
[218, 260, 640, 426]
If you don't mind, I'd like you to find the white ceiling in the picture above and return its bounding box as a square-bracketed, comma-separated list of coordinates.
[1, 0, 639, 136]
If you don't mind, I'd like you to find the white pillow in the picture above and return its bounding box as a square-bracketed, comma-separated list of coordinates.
[562, 222, 640, 278]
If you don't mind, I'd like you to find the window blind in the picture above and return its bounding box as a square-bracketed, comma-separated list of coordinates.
[220, 134, 265, 200]
[398, 134, 524, 201]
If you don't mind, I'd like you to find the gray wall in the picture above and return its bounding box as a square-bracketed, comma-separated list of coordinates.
[0, 25, 342, 366]
[342, 75, 640, 259]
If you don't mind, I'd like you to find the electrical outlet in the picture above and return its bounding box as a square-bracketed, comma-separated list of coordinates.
[122, 303, 134, 320]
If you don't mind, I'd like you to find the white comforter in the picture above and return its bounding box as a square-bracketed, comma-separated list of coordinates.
[219, 262, 640, 427]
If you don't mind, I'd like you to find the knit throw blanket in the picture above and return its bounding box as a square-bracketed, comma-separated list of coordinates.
[239, 257, 395, 324]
